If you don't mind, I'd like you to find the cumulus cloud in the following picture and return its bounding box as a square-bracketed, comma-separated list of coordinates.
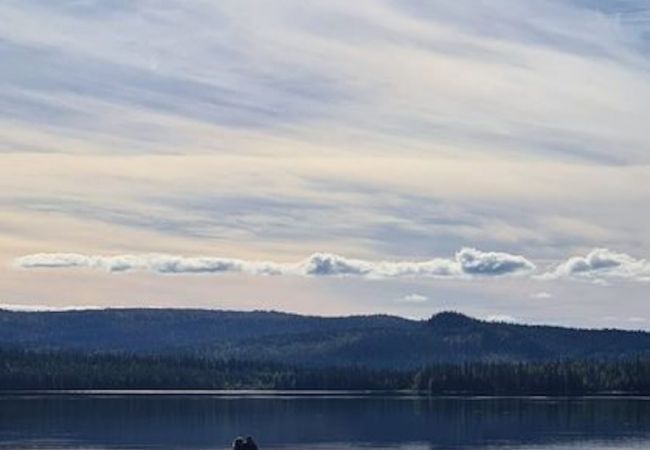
[541, 248, 650, 283]
[14, 247, 535, 279]
[301, 248, 535, 278]
[456, 248, 535, 276]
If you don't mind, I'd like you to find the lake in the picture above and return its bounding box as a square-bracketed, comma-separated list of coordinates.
[1, 392, 650, 450]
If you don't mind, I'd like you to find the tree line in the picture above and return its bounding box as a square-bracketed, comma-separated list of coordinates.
[1, 347, 649, 394]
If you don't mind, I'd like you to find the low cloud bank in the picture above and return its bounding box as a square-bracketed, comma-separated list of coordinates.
[19, 248, 650, 283]
[14, 248, 535, 279]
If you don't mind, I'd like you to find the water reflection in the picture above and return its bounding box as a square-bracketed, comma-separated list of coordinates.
[1, 394, 649, 449]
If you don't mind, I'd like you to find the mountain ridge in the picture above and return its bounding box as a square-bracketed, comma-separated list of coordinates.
[1, 308, 649, 369]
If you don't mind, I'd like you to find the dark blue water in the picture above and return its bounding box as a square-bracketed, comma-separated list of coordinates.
[1, 392, 650, 449]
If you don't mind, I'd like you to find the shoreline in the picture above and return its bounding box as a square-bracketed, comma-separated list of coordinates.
[2, 389, 650, 399]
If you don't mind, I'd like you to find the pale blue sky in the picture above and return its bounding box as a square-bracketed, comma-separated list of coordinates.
[1, 0, 649, 328]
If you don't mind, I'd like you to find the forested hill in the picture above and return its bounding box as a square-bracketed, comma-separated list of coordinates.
[1, 309, 649, 369]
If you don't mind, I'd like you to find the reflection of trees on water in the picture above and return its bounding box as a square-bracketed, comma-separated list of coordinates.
[1, 396, 649, 449]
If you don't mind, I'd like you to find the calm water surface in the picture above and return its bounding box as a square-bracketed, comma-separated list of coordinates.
[1, 392, 649, 450]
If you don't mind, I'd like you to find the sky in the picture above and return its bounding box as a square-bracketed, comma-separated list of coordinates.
[1, 0, 649, 329]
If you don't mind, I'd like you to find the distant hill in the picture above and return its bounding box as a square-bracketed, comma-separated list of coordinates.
[1, 309, 649, 369]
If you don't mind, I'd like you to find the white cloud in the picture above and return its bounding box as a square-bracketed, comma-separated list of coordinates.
[541, 248, 650, 283]
[15, 253, 282, 276]
[485, 314, 517, 323]
[14, 247, 535, 279]
[531, 291, 553, 299]
[396, 293, 429, 303]
[455, 248, 535, 276]
[0, 303, 103, 312]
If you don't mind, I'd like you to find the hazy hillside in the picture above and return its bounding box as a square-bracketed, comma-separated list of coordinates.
[1, 309, 649, 369]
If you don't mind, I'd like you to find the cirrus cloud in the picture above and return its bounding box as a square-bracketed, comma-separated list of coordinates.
[13, 247, 536, 279]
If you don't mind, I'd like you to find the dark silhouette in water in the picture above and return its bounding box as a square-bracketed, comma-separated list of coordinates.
[245, 436, 258, 450]
[232, 436, 258, 450]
